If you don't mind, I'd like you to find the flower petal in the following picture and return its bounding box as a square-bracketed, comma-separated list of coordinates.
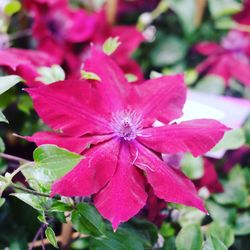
[51, 138, 120, 197]
[138, 119, 229, 157]
[132, 75, 186, 125]
[84, 48, 131, 111]
[94, 142, 147, 230]
[130, 141, 206, 212]
[195, 42, 222, 55]
[23, 131, 113, 154]
[26, 80, 112, 136]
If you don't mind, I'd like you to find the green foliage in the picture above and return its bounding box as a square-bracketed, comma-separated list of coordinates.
[181, 154, 204, 180]
[176, 224, 203, 250]
[203, 236, 227, 250]
[195, 76, 225, 95]
[4, 1, 22, 16]
[81, 70, 101, 81]
[208, 0, 242, 18]
[103, 37, 121, 55]
[0, 75, 23, 95]
[36, 65, 65, 84]
[71, 203, 106, 237]
[45, 226, 59, 248]
[211, 129, 246, 152]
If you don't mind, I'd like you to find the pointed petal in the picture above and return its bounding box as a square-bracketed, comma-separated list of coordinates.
[23, 131, 113, 154]
[94, 142, 147, 230]
[84, 48, 131, 111]
[26, 80, 112, 136]
[138, 119, 229, 157]
[51, 138, 120, 197]
[132, 75, 186, 125]
[130, 141, 206, 212]
[195, 42, 222, 55]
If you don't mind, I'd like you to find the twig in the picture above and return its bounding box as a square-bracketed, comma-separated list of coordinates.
[106, 0, 118, 24]
[29, 224, 45, 250]
[195, 0, 207, 27]
[0, 152, 31, 163]
[11, 183, 50, 198]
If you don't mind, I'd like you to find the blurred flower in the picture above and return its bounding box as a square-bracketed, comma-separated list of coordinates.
[24, 49, 228, 230]
[194, 158, 223, 194]
[223, 146, 250, 172]
[0, 48, 55, 86]
[234, 0, 250, 25]
[195, 30, 250, 87]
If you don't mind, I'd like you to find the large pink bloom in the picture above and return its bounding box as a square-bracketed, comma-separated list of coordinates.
[195, 30, 250, 87]
[25, 49, 228, 229]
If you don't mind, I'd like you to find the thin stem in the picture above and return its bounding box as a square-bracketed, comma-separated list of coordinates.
[0, 152, 31, 163]
[11, 183, 50, 198]
[29, 224, 46, 250]
[8, 29, 32, 41]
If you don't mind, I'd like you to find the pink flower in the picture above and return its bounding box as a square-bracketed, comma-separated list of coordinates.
[194, 158, 223, 194]
[234, 0, 250, 25]
[25, 49, 228, 229]
[195, 30, 250, 87]
[26, 0, 97, 63]
[0, 48, 55, 86]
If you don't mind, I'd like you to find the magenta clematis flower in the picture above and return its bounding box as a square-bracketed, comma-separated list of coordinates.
[234, 0, 250, 25]
[0, 48, 55, 86]
[25, 0, 97, 63]
[25, 49, 228, 229]
[195, 30, 250, 87]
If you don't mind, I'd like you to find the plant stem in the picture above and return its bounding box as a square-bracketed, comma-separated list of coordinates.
[11, 183, 50, 198]
[0, 152, 31, 163]
[106, 0, 117, 24]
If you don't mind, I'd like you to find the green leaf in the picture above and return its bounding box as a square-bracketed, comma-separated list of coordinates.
[81, 70, 101, 81]
[211, 129, 245, 152]
[0, 197, 5, 207]
[151, 35, 187, 66]
[33, 144, 83, 181]
[206, 200, 236, 226]
[208, 0, 242, 18]
[125, 74, 138, 83]
[71, 203, 105, 236]
[169, 0, 197, 34]
[0, 176, 9, 197]
[0, 137, 5, 152]
[196, 75, 225, 94]
[181, 154, 204, 180]
[207, 222, 234, 247]
[203, 236, 227, 250]
[17, 94, 33, 114]
[212, 182, 248, 208]
[48, 200, 73, 212]
[176, 224, 203, 250]
[103, 37, 121, 55]
[36, 65, 65, 84]
[234, 212, 250, 236]
[89, 227, 144, 250]
[11, 193, 45, 211]
[45, 227, 59, 248]
[0, 75, 22, 95]
[4, 1, 22, 16]
[0, 110, 8, 123]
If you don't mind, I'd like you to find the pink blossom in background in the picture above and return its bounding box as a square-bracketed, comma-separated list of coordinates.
[0, 48, 55, 86]
[195, 30, 250, 87]
[24, 49, 228, 230]
[223, 146, 250, 173]
[25, 0, 97, 63]
[234, 0, 250, 25]
[117, 0, 160, 16]
[194, 158, 223, 194]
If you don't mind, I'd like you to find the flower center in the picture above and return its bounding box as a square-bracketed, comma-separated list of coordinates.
[221, 31, 249, 52]
[110, 109, 143, 141]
